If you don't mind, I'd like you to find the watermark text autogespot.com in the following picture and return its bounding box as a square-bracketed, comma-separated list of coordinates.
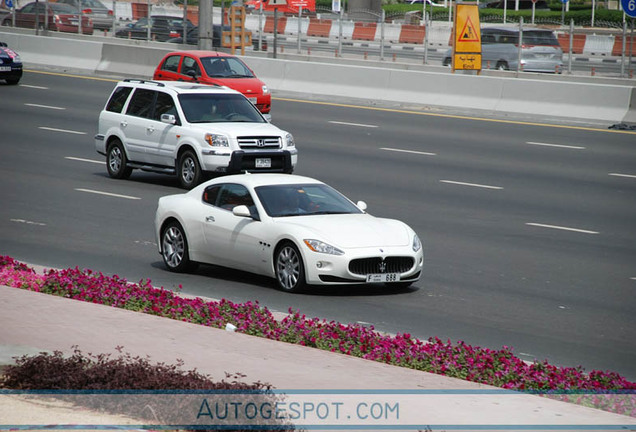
[196, 398, 400, 422]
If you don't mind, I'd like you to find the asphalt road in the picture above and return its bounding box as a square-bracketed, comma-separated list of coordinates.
[1, 70, 635, 381]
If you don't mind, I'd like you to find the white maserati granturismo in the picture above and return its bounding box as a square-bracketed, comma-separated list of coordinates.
[155, 173, 423, 292]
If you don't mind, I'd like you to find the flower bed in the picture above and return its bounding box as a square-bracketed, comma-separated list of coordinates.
[1, 255, 634, 406]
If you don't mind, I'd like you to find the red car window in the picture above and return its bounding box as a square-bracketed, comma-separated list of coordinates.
[161, 55, 181, 73]
[180, 56, 200, 76]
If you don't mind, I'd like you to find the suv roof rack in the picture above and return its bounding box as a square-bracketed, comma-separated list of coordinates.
[123, 78, 165, 87]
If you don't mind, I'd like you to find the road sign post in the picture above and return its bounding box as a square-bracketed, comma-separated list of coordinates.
[267, 0, 287, 58]
[561, 0, 568, 26]
[531, 0, 537, 24]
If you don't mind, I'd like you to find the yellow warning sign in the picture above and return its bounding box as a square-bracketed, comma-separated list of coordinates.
[453, 53, 482, 70]
[458, 17, 479, 42]
[452, 3, 481, 71]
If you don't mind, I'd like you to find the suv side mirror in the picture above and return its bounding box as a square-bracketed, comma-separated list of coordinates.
[356, 201, 367, 212]
[160, 113, 176, 124]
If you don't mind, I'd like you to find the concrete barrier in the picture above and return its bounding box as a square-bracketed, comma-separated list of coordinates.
[496, 78, 632, 121]
[283, 16, 310, 36]
[382, 23, 403, 44]
[583, 34, 615, 55]
[307, 18, 332, 37]
[242, 56, 635, 123]
[2, 30, 634, 124]
[245, 57, 501, 111]
[95, 42, 172, 77]
[1, 32, 103, 74]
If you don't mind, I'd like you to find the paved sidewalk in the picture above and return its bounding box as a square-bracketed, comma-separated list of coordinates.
[1, 285, 635, 430]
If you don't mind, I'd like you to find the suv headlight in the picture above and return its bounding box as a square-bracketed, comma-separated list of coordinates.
[262, 85, 270, 95]
[205, 133, 229, 147]
[412, 234, 422, 252]
[304, 239, 344, 256]
[285, 133, 295, 148]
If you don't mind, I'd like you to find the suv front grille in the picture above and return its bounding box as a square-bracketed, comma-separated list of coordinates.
[238, 136, 281, 150]
[349, 257, 414, 275]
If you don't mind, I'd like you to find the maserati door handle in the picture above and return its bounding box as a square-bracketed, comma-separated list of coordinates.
[205, 216, 215, 222]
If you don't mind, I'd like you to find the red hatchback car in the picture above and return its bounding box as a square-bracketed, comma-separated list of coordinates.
[153, 51, 272, 119]
[1, 1, 93, 35]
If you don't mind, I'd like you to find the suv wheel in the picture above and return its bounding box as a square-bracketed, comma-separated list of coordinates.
[106, 140, 133, 179]
[178, 149, 202, 189]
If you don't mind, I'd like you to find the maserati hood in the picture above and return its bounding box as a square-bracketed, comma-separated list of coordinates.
[280, 214, 412, 249]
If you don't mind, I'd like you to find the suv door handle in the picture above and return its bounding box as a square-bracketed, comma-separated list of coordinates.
[205, 216, 215, 222]
[120, 121, 127, 127]
[146, 125, 155, 133]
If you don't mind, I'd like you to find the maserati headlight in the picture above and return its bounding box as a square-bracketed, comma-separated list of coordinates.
[412, 234, 422, 252]
[262, 85, 270, 95]
[205, 133, 229, 147]
[304, 239, 344, 256]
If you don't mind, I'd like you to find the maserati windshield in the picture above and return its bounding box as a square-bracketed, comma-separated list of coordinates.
[256, 184, 363, 218]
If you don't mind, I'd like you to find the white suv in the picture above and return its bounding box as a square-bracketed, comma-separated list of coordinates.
[95, 79, 297, 189]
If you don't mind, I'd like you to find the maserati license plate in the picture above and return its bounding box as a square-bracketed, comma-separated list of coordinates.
[249, 97, 257, 105]
[255, 158, 271, 168]
[366, 273, 400, 283]
[0, 66, 11, 71]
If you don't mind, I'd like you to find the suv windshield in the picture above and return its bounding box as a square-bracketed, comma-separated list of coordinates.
[178, 93, 266, 123]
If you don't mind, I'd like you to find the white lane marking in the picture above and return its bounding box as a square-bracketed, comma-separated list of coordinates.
[75, 188, 141, 200]
[39, 127, 86, 135]
[526, 223, 599, 235]
[328, 120, 378, 128]
[525, 141, 585, 150]
[609, 173, 636, 179]
[631, 277, 636, 280]
[381, 147, 437, 156]
[440, 180, 503, 190]
[65, 156, 104, 164]
[134, 240, 157, 247]
[10, 218, 47, 226]
[25, 103, 65, 110]
[20, 84, 49, 89]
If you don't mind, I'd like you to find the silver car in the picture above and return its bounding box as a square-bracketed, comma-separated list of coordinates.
[443, 27, 563, 73]
[53, 0, 113, 30]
